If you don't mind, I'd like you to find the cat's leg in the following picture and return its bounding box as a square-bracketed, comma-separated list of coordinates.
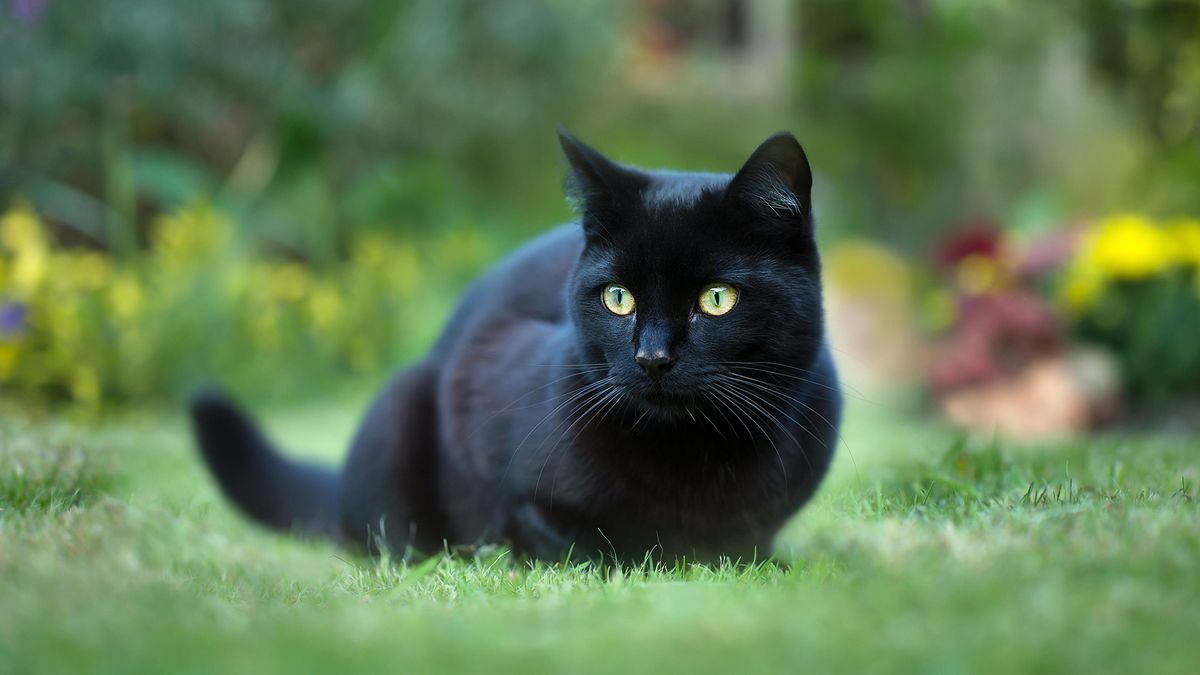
[506, 500, 613, 563]
[338, 362, 447, 556]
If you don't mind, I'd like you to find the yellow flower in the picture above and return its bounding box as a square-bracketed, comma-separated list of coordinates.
[270, 263, 311, 302]
[351, 233, 391, 269]
[955, 253, 1007, 295]
[307, 282, 344, 332]
[13, 245, 48, 295]
[70, 365, 101, 406]
[1166, 218, 1200, 267]
[2, 208, 49, 295]
[1086, 214, 1172, 280]
[823, 241, 912, 296]
[436, 230, 493, 270]
[1061, 259, 1104, 313]
[352, 235, 423, 293]
[46, 302, 81, 340]
[75, 252, 112, 290]
[109, 272, 145, 320]
[52, 251, 111, 291]
[151, 202, 232, 264]
[0, 207, 46, 253]
[389, 243, 422, 294]
[0, 340, 19, 381]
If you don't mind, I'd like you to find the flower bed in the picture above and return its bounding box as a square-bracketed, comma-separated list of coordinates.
[0, 203, 478, 410]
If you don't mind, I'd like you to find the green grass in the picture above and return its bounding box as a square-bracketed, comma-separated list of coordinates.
[1, 391, 1197, 674]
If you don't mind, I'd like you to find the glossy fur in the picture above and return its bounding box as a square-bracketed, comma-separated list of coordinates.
[189, 130, 842, 563]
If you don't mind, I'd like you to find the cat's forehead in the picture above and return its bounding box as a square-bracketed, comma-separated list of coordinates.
[578, 169, 776, 284]
[640, 171, 730, 215]
[587, 222, 757, 289]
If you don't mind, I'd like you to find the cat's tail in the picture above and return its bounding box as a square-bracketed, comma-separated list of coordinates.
[188, 389, 341, 540]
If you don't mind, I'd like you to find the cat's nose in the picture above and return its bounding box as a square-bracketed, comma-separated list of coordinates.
[636, 351, 676, 380]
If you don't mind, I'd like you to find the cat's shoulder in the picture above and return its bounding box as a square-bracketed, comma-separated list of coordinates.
[431, 224, 583, 355]
[506, 223, 583, 269]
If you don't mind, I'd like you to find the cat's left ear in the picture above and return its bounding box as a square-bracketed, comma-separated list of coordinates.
[557, 127, 638, 218]
[725, 132, 813, 224]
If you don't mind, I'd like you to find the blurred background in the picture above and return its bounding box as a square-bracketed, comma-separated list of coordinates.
[1, 0, 1198, 437]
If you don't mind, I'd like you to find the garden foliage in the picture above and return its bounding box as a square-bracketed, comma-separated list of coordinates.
[0, 204, 496, 408]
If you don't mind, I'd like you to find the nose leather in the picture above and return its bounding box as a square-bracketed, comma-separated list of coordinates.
[636, 351, 675, 379]
[635, 314, 680, 381]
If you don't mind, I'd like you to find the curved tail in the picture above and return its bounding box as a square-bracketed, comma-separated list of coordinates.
[188, 390, 341, 540]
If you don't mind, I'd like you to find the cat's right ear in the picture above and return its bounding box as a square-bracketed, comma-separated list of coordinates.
[725, 131, 812, 225]
[557, 127, 633, 221]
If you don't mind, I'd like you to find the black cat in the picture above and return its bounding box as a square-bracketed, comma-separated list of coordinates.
[190, 129, 842, 563]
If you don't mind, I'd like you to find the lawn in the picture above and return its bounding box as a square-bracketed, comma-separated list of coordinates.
[1, 389, 1196, 674]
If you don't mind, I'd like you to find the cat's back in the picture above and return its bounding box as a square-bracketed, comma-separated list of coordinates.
[430, 223, 583, 358]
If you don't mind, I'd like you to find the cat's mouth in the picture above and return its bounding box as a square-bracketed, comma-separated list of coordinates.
[631, 387, 703, 413]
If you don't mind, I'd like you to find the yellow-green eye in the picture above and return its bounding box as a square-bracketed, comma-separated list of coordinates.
[699, 283, 738, 316]
[602, 283, 635, 316]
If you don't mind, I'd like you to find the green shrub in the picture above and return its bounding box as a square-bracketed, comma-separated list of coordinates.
[0, 203, 494, 410]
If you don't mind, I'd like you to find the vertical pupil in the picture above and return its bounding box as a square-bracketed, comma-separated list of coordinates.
[614, 289, 623, 304]
[713, 290, 722, 306]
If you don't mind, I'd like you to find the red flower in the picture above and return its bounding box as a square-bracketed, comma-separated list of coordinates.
[934, 220, 1003, 270]
[929, 291, 1062, 394]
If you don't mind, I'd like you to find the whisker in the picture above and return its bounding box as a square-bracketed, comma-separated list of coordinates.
[548, 389, 627, 505]
[704, 388, 755, 441]
[715, 359, 869, 394]
[712, 381, 789, 483]
[695, 405, 727, 441]
[630, 407, 651, 432]
[723, 371, 858, 480]
[716, 361, 877, 406]
[720, 364, 845, 396]
[717, 376, 814, 477]
[723, 373, 834, 448]
[535, 384, 619, 500]
[500, 376, 614, 484]
[468, 370, 610, 442]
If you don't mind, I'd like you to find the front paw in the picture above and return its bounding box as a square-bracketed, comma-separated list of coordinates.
[508, 502, 577, 562]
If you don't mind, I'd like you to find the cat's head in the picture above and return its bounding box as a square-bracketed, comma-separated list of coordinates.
[561, 129, 826, 416]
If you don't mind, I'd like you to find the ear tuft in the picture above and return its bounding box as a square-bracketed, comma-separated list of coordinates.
[726, 132, 813, 221]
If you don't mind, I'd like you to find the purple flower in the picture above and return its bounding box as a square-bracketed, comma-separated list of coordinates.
[0, 302, 27, 337]
[9, 0, 46, 24]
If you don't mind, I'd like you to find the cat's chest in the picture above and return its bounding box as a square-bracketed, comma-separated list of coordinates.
[522, 455, 786, 561]
[556, 435, 791, 530]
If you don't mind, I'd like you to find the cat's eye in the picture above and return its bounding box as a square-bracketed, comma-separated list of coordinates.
[698, 283, 738, 316]
[602, 283, 636, 316]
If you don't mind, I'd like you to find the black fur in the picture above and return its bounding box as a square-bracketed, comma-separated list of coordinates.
[190, 389, 341, 539]
[189, 130, 842, 563]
